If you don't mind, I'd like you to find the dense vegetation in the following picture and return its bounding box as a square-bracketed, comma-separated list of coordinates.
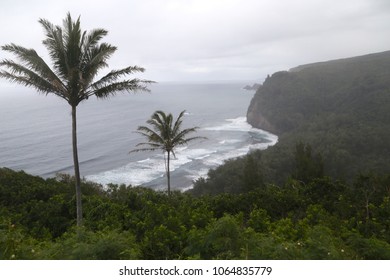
[246, 51, 390, 183]
[1, 166, 389, 260]
[1, 51, 389, 260]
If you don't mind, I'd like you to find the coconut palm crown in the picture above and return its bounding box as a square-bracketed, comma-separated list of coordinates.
[0, 13, 153, 226]
[131, 110, 205, 196]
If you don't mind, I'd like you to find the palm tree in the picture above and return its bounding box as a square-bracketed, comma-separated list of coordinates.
[131, 110, 205, 196]
[0, 13, 152, 227]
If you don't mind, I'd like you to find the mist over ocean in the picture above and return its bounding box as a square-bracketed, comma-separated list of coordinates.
[0, 82, 277, 191]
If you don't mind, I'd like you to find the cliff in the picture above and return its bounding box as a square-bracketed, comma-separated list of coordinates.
[246, 50, 390, 180]
[247, 50, 390, 135]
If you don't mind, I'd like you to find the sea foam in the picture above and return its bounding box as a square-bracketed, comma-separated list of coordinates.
[86, 116, 278, 190]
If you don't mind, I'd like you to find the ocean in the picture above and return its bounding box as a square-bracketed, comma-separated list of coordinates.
[0, 82, 277, 191]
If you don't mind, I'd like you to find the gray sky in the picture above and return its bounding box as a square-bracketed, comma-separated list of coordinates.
[1, 0, 390, 83]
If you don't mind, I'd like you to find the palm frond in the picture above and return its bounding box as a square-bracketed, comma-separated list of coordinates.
[135, 126, 165, 145]
[81, 36, 115, 79]
[89, 78, 151, 98]
[89, 65, 145, 90]
[82, 28, 108, 53]
[172, 110, 185, 137]
[147, 111, 169, 137]
[0, 69, 59, 96]
[172, 127, 205, 145]
[1, 44, 66, 92]
[39, 18, 68, 80]
[63, 13, 82, 70]
[175, 135, 206, 146]
[0, 60, 66, 97]
[130, 147, 159, 153]
[129, 142, 162, 153]
[80, 43, 117, 88]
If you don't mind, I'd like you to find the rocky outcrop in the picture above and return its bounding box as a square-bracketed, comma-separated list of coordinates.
[246, 95, 276, 134]
[243, 83, 261, 91]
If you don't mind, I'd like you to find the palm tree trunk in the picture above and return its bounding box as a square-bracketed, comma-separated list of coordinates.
[71, 105, 83, 227]
[167, 151, 171, 197]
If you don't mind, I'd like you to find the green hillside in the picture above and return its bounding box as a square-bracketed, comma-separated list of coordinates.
[1, 168, 390, 260]
[245, 51, 390, 181]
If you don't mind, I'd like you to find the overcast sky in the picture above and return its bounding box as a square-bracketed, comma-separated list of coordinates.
[1, 0, 390, 83]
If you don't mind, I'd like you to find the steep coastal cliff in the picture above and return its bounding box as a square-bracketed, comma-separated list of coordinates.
[244, 50, 390, 180]
[247, 50, 390, 136]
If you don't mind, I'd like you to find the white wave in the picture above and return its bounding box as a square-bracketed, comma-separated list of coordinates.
[86, 157, 166, 186]
[176, 147, 216, 160]
[86, 147, 217, 186]
[203, 116, 250, 132]
[185, 137, 278, 182]
[86, 117, 278, 188]
[203, 116, 278, 143]
[219, 139, 242, 145]
[203, 131, 278, 167]
[202, 145, 251, 166]
[250, 129, 279, 148]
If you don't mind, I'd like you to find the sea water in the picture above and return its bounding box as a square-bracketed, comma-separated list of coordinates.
[0, 82, 277, 191]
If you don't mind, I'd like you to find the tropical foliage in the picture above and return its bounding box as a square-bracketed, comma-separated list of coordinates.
[0, 13, 152, 226]
[1, 166, 389, 260]
[131, 110, 205, 196]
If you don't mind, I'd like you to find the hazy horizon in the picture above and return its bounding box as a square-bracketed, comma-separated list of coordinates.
[1, 0, 390, 87]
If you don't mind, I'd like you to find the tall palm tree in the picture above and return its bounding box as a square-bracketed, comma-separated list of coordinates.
[131, 110, 205, 196]
[0, 13, 152, 226]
